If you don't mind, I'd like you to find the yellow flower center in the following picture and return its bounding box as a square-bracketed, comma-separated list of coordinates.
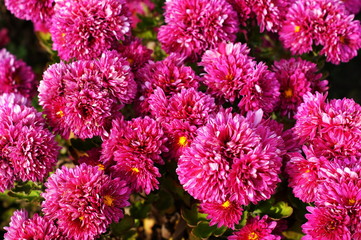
[127, 58, 134, 65]
[79, 216, 84, 221]
[348, 198, 356, 205]
[178, 136, 188, 147]
[294, 25, 301, 32]
[131, 167, 140, 173]
[104, 195, 114, 207]
[221, 200, 231, 208]
[284, 88, 293, 98]
[248, 232, 259, 240]
[56, 110, 64, 118]
[97, 164, 105, 171]
[305, 169, 310, 173]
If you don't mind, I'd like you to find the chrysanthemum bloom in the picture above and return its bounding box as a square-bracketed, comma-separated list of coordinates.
[272, 57, 328, 117]
[200, 42, 280, 115]
[316, 159, 361, 225]
[4, 210, 61, 240]
[200, 42, 253, 103]
[39, 51, 137, 139]
[228, 215, 281, 240]
[237, 62, 280, 115]
[0, 49, 36, 99]
[302, 206, 351, 240]
[285, 147, 326, 203]
[148, 87, 217, 159]
[0, 94, 59, 191]
[200, 200, 243, 229]
[158, 0, 239, 61]
[101, 116, 168, 194]
[42, 164, 131, 240]
[319, 14, 361, 64]
[294, 92, 361, 160]
[135, 54, 199, 114]
[50, 0, 131, 60]
[115, 37, 153, 71]
[4, 0, 54, 32]
[177, 109, 284, 205]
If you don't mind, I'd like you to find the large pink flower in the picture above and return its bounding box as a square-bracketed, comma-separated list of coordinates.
[42, 164, 131, 240]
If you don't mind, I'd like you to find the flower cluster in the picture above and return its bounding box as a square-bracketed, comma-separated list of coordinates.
[38, 50, 137, 139]
[101, 116, 168, 194]
[158, 0, 239, 61]
[279, 0, 361, 64]
[0, 93, 60, 192]
[200, 42, 280, 115]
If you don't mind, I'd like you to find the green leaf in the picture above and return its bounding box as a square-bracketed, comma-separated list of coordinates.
[153, 190, 174, 212]
[282, 231, 304, 240]
[192, 221, 218, 239]
[213, 226, 227, 237]
[130, 200, 151, 219]
[110, 215, 135, 235]
[269, 201, 294, 219]
[181, 204, 199, 227]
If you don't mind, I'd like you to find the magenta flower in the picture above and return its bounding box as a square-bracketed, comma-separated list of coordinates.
[302, 207, 351, 240]
[4, 0, 54, 32]
[0, 49, 36, 99]
[158, 0, 239, 61]
[101, 116, 168, 194]
[50, 0, 131, 60]
[4, 210, 61, 240]
[39, 51, 137, 139]
[0, 28, 10, 47]
[319, 14, 361, 64]
[177, 109, 284, 205]
[135, 54, 200, 114]
[285, 147, 326, 203]
[200, 200, 243, 229]
[42, 164, 131, 240]
[226, 0, 251, 26]
[0, 94, 59, 191]
[126, 0, 155, 28]
[200, 42, 279, 115]
[228, 215, 281, 240]
[272, 57, 328, 117]
[342, 0, 361, 14]
[115, 37, 153, 71]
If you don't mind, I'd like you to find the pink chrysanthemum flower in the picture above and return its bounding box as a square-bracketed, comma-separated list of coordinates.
[177, 109, 284, 205]
[200, 42, 280, 115]
[4, 210, 61, 240]
[148, 87, 217, 158]
[0, 49, 36, 99]
[0, 94, 59, 191]
[200, 200, 243, 229]
[302, 207, 351, 240]
[316, 159, 361, 225]
[285, 147, 326, 203]
[39, 51, 137, 139]
[272, 57, 328, 117]
[294, 92, 361, 160]
[50, 0, 131, 60]
[4, 0, 54, 32]
[115, 37, 153, 71]
[101, 117, 168, 194]
[158, 0, 239, 61]
[319, 14, 361, 64]
[135, 54, 200, 114]
[228, 215, 281, 240]
[42, 164, 131, 240]
[238, 62, 280, 115]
